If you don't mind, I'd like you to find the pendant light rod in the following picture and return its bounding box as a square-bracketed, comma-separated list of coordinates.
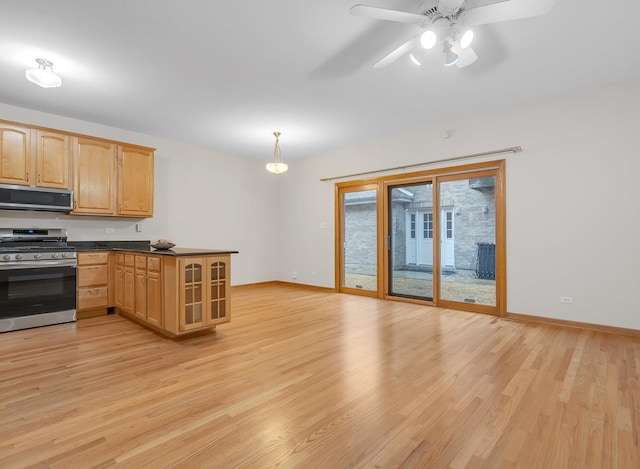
[320, 146, 521, 182]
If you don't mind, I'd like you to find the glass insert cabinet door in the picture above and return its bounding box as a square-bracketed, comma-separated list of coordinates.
[339, 185, 379, 295]
[179, 256, 231, 332]
[208, 260, 228, 323]
[180, 259, 204, 330]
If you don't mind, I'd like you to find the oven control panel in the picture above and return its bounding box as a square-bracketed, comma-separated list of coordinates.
[0, 251, 77, 262]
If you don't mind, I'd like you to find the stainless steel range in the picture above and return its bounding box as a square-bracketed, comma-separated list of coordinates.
[0, 228, 77, 332]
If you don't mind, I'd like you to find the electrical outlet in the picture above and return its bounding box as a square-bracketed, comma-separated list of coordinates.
[135, 223, 143, 232]
[105, 228, 115, 234]
[560, 296, 574, 304]
[291, 272, 297, 279]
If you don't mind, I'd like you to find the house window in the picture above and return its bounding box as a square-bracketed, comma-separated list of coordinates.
[410, 213, 416, 239]
[423, 213, 433, 239]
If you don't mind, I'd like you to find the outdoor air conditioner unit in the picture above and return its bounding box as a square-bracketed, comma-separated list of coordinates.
[468, 177, 495, 191]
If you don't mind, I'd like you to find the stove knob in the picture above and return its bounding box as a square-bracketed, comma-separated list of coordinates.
[62, 252, 70, 258]
[15, 254, 23, 260]
[34, 253, 42, 259]
[2, 254, 10, 261]
[52, 253, 60, 259]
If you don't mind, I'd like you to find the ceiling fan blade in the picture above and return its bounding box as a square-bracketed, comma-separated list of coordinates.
[350, 4, 429, 25]
[460, 0, 556, 26]
[452, 45, 478, 68]
[373, 34, 422, 68]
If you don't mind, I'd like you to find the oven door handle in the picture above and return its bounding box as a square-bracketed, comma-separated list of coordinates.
[0, 260, 77, 270]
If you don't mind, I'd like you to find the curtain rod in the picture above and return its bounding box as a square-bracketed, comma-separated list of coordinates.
[319, 146, 522, 182]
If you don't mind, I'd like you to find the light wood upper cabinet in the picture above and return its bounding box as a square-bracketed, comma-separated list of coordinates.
[35, 130, 71, 189]
[72, 137, 117, 215]
[1, 119, 154, 217]
[0, 123, 31, 185]
[118, 145, 154, 217]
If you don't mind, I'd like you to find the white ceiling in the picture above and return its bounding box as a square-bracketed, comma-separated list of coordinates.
[1, 0, 639, 162]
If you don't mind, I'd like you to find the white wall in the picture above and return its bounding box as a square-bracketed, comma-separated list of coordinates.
[277, 78, 640, 330]
[3, 78, 640, 329]
[0, 103, 279, 285]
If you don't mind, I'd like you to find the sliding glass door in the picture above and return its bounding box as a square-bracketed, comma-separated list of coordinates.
[336, 161, 505, 316]
[438, 171, 499, 311]
[387, 181, 434, 300]
[337, 184, 380, 297]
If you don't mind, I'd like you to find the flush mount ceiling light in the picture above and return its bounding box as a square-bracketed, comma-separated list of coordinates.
[25, 58, 62, 88]
[266, 131, 288, 174]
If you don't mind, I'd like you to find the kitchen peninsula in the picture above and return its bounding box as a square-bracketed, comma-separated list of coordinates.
[71, 241, 238, 337]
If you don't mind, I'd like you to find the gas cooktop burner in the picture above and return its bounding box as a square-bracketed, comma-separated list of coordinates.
[0, 228, 75, 261]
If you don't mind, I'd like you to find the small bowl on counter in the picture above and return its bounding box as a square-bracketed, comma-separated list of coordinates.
[150, 242, 176, 250]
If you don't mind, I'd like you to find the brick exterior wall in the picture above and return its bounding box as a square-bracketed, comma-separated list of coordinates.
[344, 202, 377, 272]
[344, 179, 496, 274]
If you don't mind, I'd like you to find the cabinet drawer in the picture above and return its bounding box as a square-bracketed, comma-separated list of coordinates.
[78, 252, 109, 265]
[78, 264, 109, 286]
[78, 287, 109, 309]
[115, 253, 125, 265]
[135, 255, 147, 269]
[148, 256, 161, 272]
[125, 254, 135, 267]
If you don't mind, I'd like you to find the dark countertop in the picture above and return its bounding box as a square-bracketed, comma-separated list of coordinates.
[113, 247, 239, 256]
[69, 241, 238, 256]
[69, 240, 151, 252]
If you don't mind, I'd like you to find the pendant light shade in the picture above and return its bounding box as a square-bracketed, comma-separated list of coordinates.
[25, 58, 62, 88]
[266, 131, 288, 174]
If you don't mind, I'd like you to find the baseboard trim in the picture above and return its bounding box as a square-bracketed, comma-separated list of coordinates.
[232, 281, 336, 293]
[231, 281, 280, 290]
[231, 284, 639, 337]
[506, 312, 640, 338]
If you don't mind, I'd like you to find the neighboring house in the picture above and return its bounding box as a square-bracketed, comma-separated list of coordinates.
[344, 178, 496, 274]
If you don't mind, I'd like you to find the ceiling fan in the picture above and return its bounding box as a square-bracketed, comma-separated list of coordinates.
[350, 0, 556, 69]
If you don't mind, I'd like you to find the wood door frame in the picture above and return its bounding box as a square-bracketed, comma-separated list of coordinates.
[335, 159, 506, 317]
[437, 167, 505, 316]
[335, 182, 384, 297]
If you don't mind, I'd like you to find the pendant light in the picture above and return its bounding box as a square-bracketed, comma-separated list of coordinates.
[25, 58, 62, 88]
[266, 131, 288, 174]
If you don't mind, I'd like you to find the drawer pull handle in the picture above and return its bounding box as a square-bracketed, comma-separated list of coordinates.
[90, 289, 100, 295]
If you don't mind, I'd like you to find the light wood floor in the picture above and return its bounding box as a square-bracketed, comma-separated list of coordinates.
[1, 284, 639, 468]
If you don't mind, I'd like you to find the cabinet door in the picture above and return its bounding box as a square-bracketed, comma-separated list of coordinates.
[179, 258, 206, 332]
[0, 124, 31, 185]
[134, 268, 147, 320]
[147, 270, 162, 328]
[115, 265, 125, 309]
[124, 267, 135, 314]
[206, 257, 231, 325]
[118, 145, 154, 217]
[73, 137, 116, 214]
[36, 130, 70, 189]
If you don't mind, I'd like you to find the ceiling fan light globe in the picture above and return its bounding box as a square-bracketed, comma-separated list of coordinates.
[444, 50, 459, 67]
[420, 30, 437, 49]
[459, 30, 474, 49]
[409, 52, 422, 66]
